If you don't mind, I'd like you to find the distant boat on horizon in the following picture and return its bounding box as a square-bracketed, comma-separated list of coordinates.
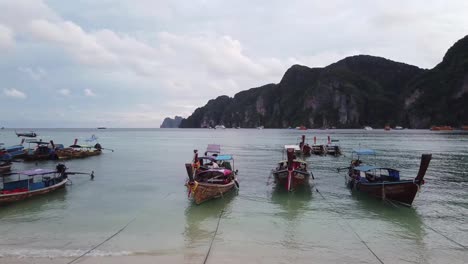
[97, 127, 107, 129]
[257, 126, 264, 129]
[214, 125, 226, 129]
[364, 126, 373, 131]
[394, 126, 404, 130]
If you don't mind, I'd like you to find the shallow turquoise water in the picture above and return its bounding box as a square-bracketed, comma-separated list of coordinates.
[0, 128, 467, 263]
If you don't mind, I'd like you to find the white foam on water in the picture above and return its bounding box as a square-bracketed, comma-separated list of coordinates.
[0, 248, 132, 258]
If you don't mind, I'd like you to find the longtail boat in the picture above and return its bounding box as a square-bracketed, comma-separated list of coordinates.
[0, 164, 94, 205]
[185, 149, 238, 204]
[345, 149, 432, 206]
[272, 145, 313, 192]
[0, 139, 26, 160]
[55, 139, 102, 160]
[0, 162, 12, 173]
[325, 136, 341, 156]
[298, 135, 312, 156]
[311, 136, 326, 155]
[23, 141, 58, 161]
[430, 126, 453, 131]
[15, 130, 37, 138]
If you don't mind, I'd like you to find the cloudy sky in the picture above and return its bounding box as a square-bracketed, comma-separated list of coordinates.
[0, 0, 467, 128]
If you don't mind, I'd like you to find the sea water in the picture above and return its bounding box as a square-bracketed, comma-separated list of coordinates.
[0, 128, 467, 263]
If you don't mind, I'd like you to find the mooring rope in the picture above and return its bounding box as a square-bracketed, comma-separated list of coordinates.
[66, 217, 136, 264]
[384, 199, 467, 249]
[315, 188, 385, 264]
[202, 209, 224, 264]
[422, 223, 467, 249]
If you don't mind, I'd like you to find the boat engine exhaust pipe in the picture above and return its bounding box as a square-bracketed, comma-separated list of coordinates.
[415, 154, 432, 183]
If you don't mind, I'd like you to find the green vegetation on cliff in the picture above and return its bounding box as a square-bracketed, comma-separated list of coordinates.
[180, 36, 468, 128]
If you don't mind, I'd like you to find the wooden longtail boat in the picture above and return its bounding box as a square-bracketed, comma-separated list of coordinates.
[311, 136, 326, 155]
[430, 126, 453, 131]
[15, 131, 37, 138]
[23, 141, 57, 161]
[298, 135, 312, 156]
[185, 149, 238, 204]
[55, 139, 102, 160]
[0, 164, 93, 205]
[0, 139, 26, 160]
[272, 146, 313, 192]
[325, 136, 341, 156]
[345, 149, 432, 206]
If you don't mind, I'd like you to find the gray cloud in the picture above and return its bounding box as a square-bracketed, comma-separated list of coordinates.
[0, 0, 467, 127]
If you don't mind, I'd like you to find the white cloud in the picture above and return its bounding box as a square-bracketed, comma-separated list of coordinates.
[84, 88, 96, 97]
[18, 67, 46, 80]
[0, 24, 14, 50]
[3, 88, 26, 99]
[58, 88, 70, 96]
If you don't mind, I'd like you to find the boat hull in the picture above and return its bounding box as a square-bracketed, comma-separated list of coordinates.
[312, 145, 326, 155]
[0, 179, 68, 205]
[346, 176, 420, 206]
[0, 164, 12, 173]
[57, 149, 101, 160]
[273, 170, 311, 191]
[187, 181, 236, 204]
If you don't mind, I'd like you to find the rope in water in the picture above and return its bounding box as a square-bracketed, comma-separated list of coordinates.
[315, 188, 385, 264]
[422, 223, 467, 249]
[66, 217, 136, 264]
[202, 209, 224, 264]
[384, 198, 467, 249]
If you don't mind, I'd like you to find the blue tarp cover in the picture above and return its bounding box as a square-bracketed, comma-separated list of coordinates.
[216, 155, 232, 161]
[353, 149, 376, 155]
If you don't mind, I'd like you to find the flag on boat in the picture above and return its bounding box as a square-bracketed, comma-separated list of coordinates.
[85, 134, 98, 142]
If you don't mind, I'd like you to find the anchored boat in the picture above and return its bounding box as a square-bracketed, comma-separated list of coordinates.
[0, 164, 93, 205]
[298, 135, 312, 156]
[184, 148, 238, 204]
[23, 141, 58, 161]
[325, 136, 341, 156]
[272, 145, 313, 192]
[311, 136, 326, 155]
[55, 139, 102, 160]
[344, 149, 432, 206]
[15, 131, 37, 138]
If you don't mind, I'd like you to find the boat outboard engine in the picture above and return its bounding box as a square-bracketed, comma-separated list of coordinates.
[94, 143, 102, 150]
[56, 163, 67, 176]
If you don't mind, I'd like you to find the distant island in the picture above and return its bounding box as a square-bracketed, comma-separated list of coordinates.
[160, 116, 184, 128]
[179, 35, 468, 129]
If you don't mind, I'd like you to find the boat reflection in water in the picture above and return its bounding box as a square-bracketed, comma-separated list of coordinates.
[183, 191, 236, 262]
[347, 194, 427, 262]
[270, 185, 313, 251]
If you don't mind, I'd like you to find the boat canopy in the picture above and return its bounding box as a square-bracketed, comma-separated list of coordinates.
[18, 168, 56, 176]
[216, 155, 233, 161]
[206, 144, 221, 153]
[352, 149, 376, 156]
[199, 168, 232, 176]
[284, 145, 300, 151]
[27, 141, 49, 145]
[198, 156, 216, 161]
[353, 165, 399, 172]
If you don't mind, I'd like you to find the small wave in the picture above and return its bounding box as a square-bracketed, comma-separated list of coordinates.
[0, 248, 132, 258]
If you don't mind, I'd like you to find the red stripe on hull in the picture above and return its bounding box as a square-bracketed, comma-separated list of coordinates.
[0, 180, 68, 205]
